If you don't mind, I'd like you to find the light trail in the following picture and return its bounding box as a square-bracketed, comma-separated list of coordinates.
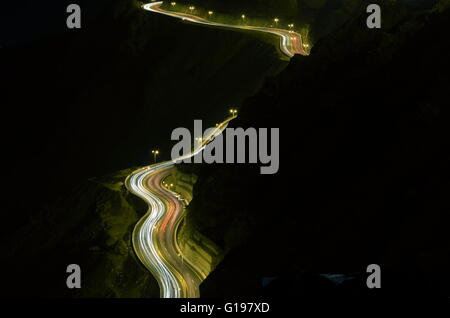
[126, 116, 235, 298]
[127, 165, 181, 297]
[142, 2, 309, 58]
[129, 0, 304, 299]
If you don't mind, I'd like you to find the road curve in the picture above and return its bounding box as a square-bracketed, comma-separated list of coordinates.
[125, 116, 234, 298]
[142, 2, 308, 57]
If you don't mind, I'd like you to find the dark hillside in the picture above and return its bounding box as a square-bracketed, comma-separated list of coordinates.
[0, 0, 286, 296]
[183, 1, 450, 298]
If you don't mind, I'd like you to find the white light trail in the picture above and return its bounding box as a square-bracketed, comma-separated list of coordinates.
[125, 116, 234, 298]
[142, 2, 308, 58]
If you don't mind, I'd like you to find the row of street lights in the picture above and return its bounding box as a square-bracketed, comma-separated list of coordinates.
[150, 108, 238, 163]
[168, 3, 294, 30]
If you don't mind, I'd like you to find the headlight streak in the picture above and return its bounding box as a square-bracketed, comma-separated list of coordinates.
[125, 116, 234, 298]
[142, 2, 309, 58]
[129, 166, 180, 297]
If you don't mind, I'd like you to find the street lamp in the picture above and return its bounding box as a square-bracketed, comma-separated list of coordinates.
[229, 108, 238, 116]
[288, 23, 294, 29]
[274, 18, 279, 27]
[151, 149, 159, 163]
[171, 2, 176, 6]
[189, 6, 195, 13]
[208, 11, 213, 16]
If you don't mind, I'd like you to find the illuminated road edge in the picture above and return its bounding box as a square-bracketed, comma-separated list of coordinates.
[125, 117, 234, 298]
[142, 2, 308, 57]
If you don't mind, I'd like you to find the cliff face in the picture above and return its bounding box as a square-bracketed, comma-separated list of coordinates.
[181, 0, 450, 297]
[164, 166, 224, 279]
[1, 0, 287, 297]
[1, 0, 286, 226]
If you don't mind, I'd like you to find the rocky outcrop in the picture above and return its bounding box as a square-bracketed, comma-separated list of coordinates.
[184, 0, 450, 297]
[164, 166, 223, 280]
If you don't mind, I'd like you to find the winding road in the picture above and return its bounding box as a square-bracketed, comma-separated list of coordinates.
[125, 116, 234, 298]
[127, 1, 308, 298]
[143, 2, 308, 57]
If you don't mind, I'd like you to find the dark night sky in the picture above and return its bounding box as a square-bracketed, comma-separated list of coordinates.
[0, 0, 438, 47]
[0, 0, 110, 47]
